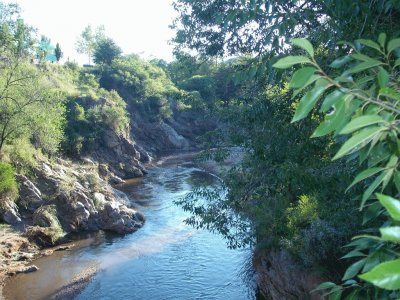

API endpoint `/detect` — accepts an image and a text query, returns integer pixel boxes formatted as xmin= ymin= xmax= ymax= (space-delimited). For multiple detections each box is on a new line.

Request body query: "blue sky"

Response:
xmin=6 ymin=0 xmax=177 ymax=64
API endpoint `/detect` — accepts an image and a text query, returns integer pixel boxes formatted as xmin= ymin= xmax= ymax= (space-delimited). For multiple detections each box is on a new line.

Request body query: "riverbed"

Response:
xmin=3 ymin=153 xmax=259 ymax=300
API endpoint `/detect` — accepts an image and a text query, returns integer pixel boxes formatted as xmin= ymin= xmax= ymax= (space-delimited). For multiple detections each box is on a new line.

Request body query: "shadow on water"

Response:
xmin=3 ymin=153 xmax=264 ymax=300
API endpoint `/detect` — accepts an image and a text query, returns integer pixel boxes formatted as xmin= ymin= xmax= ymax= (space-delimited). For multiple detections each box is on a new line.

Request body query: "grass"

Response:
xmin=0 ymin=223 xmax=11 ymax=231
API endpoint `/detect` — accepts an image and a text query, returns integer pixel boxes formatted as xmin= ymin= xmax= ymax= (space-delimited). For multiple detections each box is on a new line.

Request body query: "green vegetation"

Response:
xmin=172 ymin=0 xmax=400 ymax=298
xmin=93 ymin=37 xmax=122 ymax=65
xmin=274 ymin=36 xmax=400 ymax=299
xmin=1 ymin=0 xmax=399 ymax=297
xmin=0 ymin=162 xmax=18 ymax=201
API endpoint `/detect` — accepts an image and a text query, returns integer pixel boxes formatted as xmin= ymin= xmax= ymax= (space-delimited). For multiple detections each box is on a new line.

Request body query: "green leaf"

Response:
xmin=363 ymin=202 xmax=382 ymax=224
xmin=356 ymin=39 xmax=382 ymax=52
xmin=395 ymin=172 xmax=400 ymax=192
xmin=313 ymin=101 xmax=346 ymax=137
xmin=359 ymin=259 xmax=400 ymax=290
xmin=328 ymin=290 xmax=342 ymax=300
xmin=379 ymin=87 xmax=400 ymax=101
xmin=377 ymin=194 xmax=400 ymax=221
xmin=343 ymin=258 xmax=367 ymax=280
xmin=395 ymin=58 xmax=400 ymax=69
xmin=377 ymin=67 xmax=389 ymax=88
xmin=380 ymin=226 xmax=400 ymax=241
xmin=356 ymin=75 xmax=375 ymax=87
xmin=273 ymin=56 xmax=312 ymax=69
xmin=314 ymin=96 xmax=359 ymax=138
xmin=340 ymin=115 xmax=386 ymax=134
xmin=320 ymin=90 xmax=344 ymax=112
xmin=333 ymin=126 xmax=385 ymax=160
xmin=291 ymin=86 xmax=326 ymax=122
xmin=361 ymin=172 xmax=386 ymax=209
xmin=330 ymin=56 xmax=352 ymax=68
xmin=350 ymin=60 xmax=383 ymax=74
xmin=292 ymin=38 xmax=314 ymax=57
xmin=347 ymin=167 xmax=385 ymax=191
xmin=292 ymin=74 xmax=320 ymax=97
xmin=341 ymin=250 xmax=365 ymax=259
xmin=314 ymin=282 xmax=337 ymax=291
xmin=351 ymin=53 xmax=376 ymax=62
xmin=378 ymin=33 xmax=387 ymax=48
xmin=387 ymin=38 xmax=400 ymax=55
xmin=289 ymin=67 xmax=316 ymax=88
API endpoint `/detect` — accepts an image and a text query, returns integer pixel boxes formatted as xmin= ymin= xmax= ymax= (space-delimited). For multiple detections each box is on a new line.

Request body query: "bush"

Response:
xmin=286 ymin=194 xmax=318 ymax=234
xmin=0 ymin=162 xmax=18 ymax=201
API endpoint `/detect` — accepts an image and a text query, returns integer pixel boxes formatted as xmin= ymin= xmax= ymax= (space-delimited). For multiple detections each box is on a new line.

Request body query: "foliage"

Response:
xmin=76 ymin=25 xmax=105 ymax=65
xmin=63 ymin=86 xmax=129 ymax=156
xmin=2 ymin=138 xmax=39 ymax=174
xmin=0 ymin=54 xmax=65 ymax=154
xmin=96 ymin=55 xmax=178 ymax=121
xmin=36 ymin=35 xmax=54 ymax=63
xmin=93 ymin=37 xmax=122 ymax=65
xmin=274 ymin=36 xmax=400 ymax=298
xmin=55 ymin=42 xmax=63 ymax=62
xmin=172 ymin=0 xmax=400 ymax=58
xmin=0 ymin=162 xmax=18 ymax=201
xmin=0 ymin=2 xmax=35 ymax=56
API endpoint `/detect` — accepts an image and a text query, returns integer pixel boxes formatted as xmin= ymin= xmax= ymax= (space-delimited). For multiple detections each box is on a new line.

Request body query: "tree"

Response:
xmin=1 ymin=53 xmax=65 ymax=154
xmin=54 ymin=42 xmax=63 ymax=62
xmin=274 ymin=36 xmax=400 ymax=299
xmin=76 ymin=25 xmax=105 ymax=65
xmin=0 ymin=3 xmax=34 ymax=56
xmin=93 ymin=37 xmax=122 ymax=65
xmin=36 ymin=35 xmax=53 ymax=63
xmin=76 ymin=25 xmax=94 ymax=65
xmin=172 ymin=0 xmax=400 ymax=59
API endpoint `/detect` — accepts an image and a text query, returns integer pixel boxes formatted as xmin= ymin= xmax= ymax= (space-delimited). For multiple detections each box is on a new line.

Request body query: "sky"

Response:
xmin=5 ymin=0 xmax=177 ymax=64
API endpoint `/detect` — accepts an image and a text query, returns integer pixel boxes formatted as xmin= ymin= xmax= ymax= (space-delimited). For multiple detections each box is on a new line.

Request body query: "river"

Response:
xmin=3 ymin=153 xmax=260 ymax=300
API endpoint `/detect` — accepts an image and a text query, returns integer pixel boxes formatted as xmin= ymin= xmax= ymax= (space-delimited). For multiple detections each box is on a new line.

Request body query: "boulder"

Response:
xmin=98 ymin=202 xmax=144 ymax=234
xmin=0 ymin=199 xmax=22 ymax=225
xmin=122 ymin=165 xmax=143 ymax=178
xmin=103 ymin=129 xmax=120 ymax=149
xmin=135 ymin=145 xmax=152 ymax=163
xmin=109 ymin=174 xmax=125 ymax=185
xmin=15 ymin=175 xmax=43 ymax=212
xmin=160 ymin=122 xmax=190 ymax=149
xmin=8 ymin=265 xmax=39 ymax=276
xmin=81 ymin=157 xmax=95 ymax=165
xmin=33 ymin=205 xmax=60 ymax=228
xmin=53 ymin=191 xmax=96 ymax=232
xmin=24 ymin=226 xmax=63 ymax=247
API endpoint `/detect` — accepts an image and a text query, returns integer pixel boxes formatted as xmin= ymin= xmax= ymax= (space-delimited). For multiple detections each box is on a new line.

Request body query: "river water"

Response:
xmin=4 ymin=154 xmax=259 ymax=300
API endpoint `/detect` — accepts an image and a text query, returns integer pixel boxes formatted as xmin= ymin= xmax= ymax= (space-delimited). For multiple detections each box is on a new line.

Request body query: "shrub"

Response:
xmin=286 ymin=194 xmax=318 ymax=234
xmin=0 ymin=162 xmax=18 ymax=201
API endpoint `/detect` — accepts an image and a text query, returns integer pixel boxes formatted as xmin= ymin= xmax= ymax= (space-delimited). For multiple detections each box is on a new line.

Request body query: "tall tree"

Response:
xmin=54 ymin=42 xmax=63 ymax=62
xmin=76 ymin=25 xmax=105 ymax=65
xmin=36 ymin=35 xmax=53 ymax=63
xmin=76 ymin=25 xmax=94 ymax=65
xmin=93 ymin=37 xmax=122 ymax=65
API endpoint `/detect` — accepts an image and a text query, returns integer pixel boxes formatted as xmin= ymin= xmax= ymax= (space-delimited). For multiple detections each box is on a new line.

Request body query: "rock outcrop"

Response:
xmin=254 ymin=250 xmax=323 ymax=300
xmin=0 ymin=199 xmax=21 ymax=225
xmin=15 ymin=175 xmax=43 ymax=213
xmin=98 ymin=202 xmax=143 ymax=234
xmin=90 ymin=129 xmax=149 ymax=181
xmin=1 ymin=157 xmax=145 ymax=248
